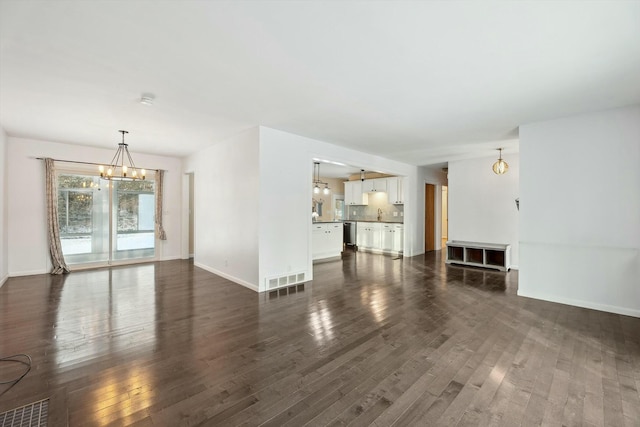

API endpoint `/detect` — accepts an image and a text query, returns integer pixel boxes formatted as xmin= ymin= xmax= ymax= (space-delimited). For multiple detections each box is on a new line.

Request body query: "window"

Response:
xmin=57 ymin=170 xmax=156 ymax=266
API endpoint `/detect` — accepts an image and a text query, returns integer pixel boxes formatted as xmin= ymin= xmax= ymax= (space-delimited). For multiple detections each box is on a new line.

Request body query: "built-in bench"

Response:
xmin=445 ymin=241 xmax=511 ymax=272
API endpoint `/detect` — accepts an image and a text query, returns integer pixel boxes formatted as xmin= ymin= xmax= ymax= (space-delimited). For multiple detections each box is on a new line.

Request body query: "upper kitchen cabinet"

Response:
xmin=344 ymin=180 xmax=367 ymax=205
xmin=387 ymin=177 xmax=405 ymax=204
xmin=362 ymin=178 xmax=387 ymax=193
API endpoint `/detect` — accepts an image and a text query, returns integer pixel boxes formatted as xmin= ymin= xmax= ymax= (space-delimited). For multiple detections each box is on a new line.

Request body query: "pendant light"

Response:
xmin=99 ymin=130 xmax=146 ymax=180
xmin=492 ymin=148 xmax=509 ymax=175
xmin=313 ymin=162 xmax=330 ymax=194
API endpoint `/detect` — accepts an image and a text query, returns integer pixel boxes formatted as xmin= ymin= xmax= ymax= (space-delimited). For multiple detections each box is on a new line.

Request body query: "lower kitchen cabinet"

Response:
xmin=356 ymin=222 xmax=381 ymax=250
xmin=382 ymin=224 xmax=404 ymax=253
xmin=358 ymin=222 xmax=403 ymax=255
xmin=312 ymin=222 xmax=343 ymax=261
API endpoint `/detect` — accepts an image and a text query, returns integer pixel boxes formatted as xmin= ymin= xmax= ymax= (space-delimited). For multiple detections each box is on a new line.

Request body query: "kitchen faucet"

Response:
xmin=377 ymin=208 xmax=382 ymax=221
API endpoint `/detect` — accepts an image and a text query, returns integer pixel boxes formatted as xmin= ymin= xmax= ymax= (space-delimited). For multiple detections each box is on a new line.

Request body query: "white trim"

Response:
xmin=68 ymin=257 xmax=156 ymax=271
xmin=9 ymin=269 xmax=48 ymax=277
xmin=517 ymin=289 xmax=640 ymax=318
xmin=0 ymin=274 xmax=8 ymax=288
xmin=510 ymin=264 xmax=519 ymax=270
xmin=159 ymin=255 xmax=182 ymax=261
xmin=181 ymin=173 xmax=190 ymax=260
xmin=312 ymin=255 xmax=342 ymax=263
xmin=194 ymin=262 xmax=259 ymax=292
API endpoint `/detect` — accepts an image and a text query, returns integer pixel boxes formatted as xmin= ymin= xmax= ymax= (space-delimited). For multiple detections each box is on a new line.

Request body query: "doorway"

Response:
xmin=188 ymin=173 xmax=194 ymax=258
xmin=332 ymin=194 xmax=345 ymax=221
xmin=425 ymin=183 xmax=435 ymax=252
xmin=441 ymin=185 xmax=448 ymax=248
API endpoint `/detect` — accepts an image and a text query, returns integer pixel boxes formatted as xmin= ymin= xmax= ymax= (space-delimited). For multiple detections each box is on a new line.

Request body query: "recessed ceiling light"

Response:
xmin=140 ymin=93 xmax=155 ymax=106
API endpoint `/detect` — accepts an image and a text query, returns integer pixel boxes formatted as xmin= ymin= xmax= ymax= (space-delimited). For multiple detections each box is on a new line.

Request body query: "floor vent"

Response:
xmin=268 ymin=283 xmax=306 ymax=299
xmin=266 ymin=272 xmax=306 ymax=290
xmin=0 ymin=398 xmax=48 ymax=426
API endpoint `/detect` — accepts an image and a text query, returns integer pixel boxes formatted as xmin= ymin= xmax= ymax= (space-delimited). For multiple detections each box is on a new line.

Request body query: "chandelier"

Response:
xmin=99 ymin=130 xmax=146 ymax=180
xmin=313 ymin=162 xmax=330 ymax=195
xmin=492 ymin=148 xmax=509 ymax=175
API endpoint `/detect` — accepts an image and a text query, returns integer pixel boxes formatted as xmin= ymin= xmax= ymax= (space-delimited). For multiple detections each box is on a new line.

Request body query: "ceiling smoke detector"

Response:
xmin=140 ymin=93 xmax=155 ymax=106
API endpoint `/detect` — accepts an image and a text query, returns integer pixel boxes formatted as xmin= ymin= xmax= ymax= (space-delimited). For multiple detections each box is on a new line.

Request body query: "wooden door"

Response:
xmin=425 ymin=184 xmax=435 ymax=252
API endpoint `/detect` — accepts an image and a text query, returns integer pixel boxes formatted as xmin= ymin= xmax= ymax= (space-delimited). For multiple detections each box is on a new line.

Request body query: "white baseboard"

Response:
xmin=517 ymin=289 xmax=640 ymax=318
xmin=0 ymin=274 xmax=7 ymax=288
xmin=510 ymin=264 xmax=519 ymax=270
xmin=160 ymin=255 xmax=182 ymax=261
xmin=194 ymin=262 xmax=259 ymax=292
xmin=9 ymin=269 xmax=48 ymax=277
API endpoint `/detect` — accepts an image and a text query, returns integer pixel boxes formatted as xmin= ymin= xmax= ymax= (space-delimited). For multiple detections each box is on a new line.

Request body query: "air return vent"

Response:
xmin=266 ymin=271 xmax=306 ymax=290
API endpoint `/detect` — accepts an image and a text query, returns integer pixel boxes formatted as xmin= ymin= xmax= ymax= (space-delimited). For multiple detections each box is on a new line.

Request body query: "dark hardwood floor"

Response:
xmin=1 ymin=251 xmax=639 ymax=426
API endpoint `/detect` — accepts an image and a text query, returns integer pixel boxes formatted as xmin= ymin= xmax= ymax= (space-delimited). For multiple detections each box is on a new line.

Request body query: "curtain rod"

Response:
xmin=35 ymin=157 xmax=162 ymax=172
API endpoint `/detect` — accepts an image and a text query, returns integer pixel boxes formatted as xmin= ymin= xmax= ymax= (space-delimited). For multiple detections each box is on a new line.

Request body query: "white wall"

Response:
xmin=7 ymin=137 xmax=183 ymax=276
xmin=448 ymin=153 xmax=520 ymax=267
xmin=519 ymin=106 xmax=640 ymax=317
xmin=259 ymin=131 xmax=313 ymax=290
xmin=183 ymin=127 xmax=261 ymax=290
xmin=258 ymin=127 xmax=423 ymax=291
xmin=185 ymin=126 xmax=421 ymax=292
xmin=0 ymin=128 xmax=7 ymax=287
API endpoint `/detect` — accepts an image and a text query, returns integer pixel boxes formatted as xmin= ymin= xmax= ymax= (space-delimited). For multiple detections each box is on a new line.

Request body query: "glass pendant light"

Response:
xmin=313 ymin=161 xmax=330 ymax=194
xmin=492 ymin=148 xmax=509 ymax=175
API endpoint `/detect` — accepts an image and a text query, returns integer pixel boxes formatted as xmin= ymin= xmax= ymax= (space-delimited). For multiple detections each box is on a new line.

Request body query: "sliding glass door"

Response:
xmin=57 ymin=169 xmax=155 ymax=266
xmin=112 ymin=179 xmax=155 ymax=260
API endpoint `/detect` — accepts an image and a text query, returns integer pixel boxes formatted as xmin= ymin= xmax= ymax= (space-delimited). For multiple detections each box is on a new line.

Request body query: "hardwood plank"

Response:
xmin=0 ymin=252 xmax=638 ymax=426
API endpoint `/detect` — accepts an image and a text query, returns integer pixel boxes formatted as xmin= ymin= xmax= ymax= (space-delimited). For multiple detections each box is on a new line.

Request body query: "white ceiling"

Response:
xmin=1 ymin=1 xmax=639 ymax=165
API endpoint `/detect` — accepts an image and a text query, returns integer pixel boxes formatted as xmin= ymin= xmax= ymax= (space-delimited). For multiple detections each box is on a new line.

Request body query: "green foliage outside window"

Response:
xmin=57 ymin=174 xmax=155 ymax=235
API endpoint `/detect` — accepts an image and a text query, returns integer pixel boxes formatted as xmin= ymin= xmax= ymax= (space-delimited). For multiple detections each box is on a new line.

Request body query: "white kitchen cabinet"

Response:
xmin=312 ymin=222 xmax=343 ymax=261
xmin=382 ymin=224 xmax=404 ymax=253
xmin=362 ymin=178 xmax=387 ymax=193
xmin=392 ymin=224 xmax=404 ymax=252
xmin=356 ymin=222 xmax=366 ymax=247
xmin=381 ymin=224 xmax=394 ymax=251
xmin=386 ymin=177 xmax=405 ymax=204
xmin=358 ymin=222 xmax=403 ymax=255
xmin=344 ymin=181 xmax=367 ymax=205
xmin=356 ymin=222 xmax=382 ymax=250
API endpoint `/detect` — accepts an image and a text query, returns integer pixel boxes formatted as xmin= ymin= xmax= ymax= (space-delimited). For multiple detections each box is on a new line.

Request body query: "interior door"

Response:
xmin=425 ymin=183 xmax=435 ymax=252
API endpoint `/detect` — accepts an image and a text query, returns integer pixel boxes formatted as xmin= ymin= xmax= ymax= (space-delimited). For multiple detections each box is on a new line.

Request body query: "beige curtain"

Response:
xmin=155 ymin=170 xmax=167 ymax=240
xmin=45 ymin=158 xmax=70 ymax=274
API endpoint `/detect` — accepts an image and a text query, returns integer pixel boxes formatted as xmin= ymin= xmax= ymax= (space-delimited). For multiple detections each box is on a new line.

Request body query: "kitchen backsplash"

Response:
xmin=347 ymin=192 xmax=404 ymax=222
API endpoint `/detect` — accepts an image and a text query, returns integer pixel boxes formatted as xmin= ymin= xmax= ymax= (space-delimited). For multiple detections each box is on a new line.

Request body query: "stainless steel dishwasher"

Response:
xmin=343 ymin=221 xmax=357 ymax=249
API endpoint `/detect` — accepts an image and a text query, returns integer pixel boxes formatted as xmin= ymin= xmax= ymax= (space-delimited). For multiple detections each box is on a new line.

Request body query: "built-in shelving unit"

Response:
xmin=445 ymin=241 xmax=511 ymax=272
